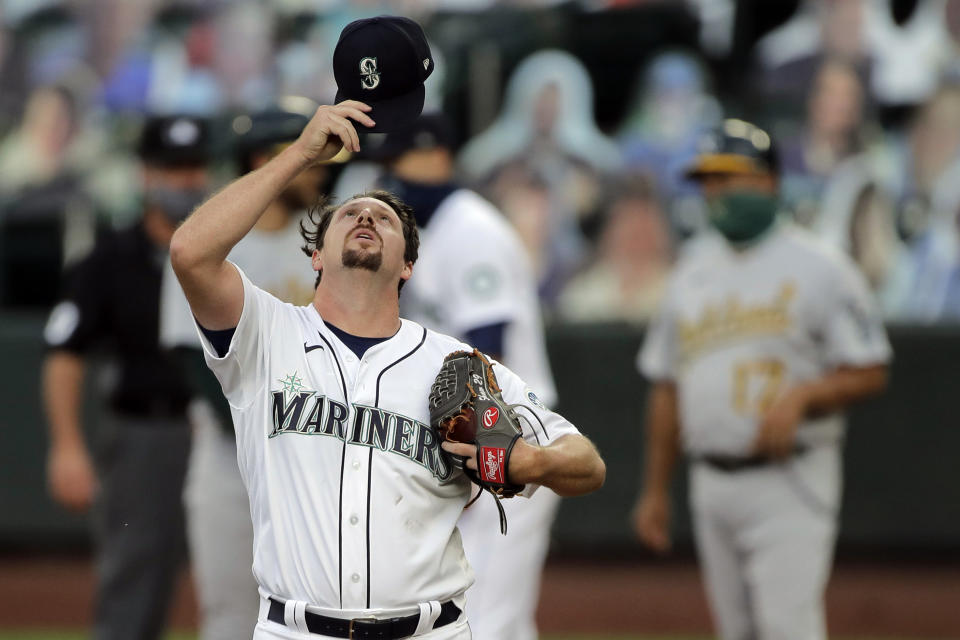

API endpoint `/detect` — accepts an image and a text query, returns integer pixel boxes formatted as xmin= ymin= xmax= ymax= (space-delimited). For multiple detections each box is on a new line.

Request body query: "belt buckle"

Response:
xmin=348 ymin=616 xmax=379 ymax=639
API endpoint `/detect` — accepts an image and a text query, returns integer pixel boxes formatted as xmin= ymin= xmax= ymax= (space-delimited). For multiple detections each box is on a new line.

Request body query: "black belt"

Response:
xmin=698 ymin=445 xmax=808 ymax=473
xmin=267 ymin=597 xmax=460 ymax=639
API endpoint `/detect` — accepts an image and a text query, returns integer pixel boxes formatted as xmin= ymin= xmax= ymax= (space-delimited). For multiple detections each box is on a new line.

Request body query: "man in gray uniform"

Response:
xmin=633 ymin=119 xmax=891 ymax=640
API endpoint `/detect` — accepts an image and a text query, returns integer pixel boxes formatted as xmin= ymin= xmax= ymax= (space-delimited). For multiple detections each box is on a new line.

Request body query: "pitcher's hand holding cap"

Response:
xmin=333 ymin=16 xmax=433 ymax=133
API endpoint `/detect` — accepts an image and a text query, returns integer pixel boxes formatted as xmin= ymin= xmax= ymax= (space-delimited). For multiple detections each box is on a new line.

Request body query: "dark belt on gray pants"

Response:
xmin=696 ymin=445 xmax=808 ymax=472
xmin=267 ymin=597 xmax=460 ymax=639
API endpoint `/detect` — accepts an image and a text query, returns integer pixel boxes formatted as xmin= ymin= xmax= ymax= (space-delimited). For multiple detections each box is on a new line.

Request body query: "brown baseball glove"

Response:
xmin=429 ymin=349 xmax=525 ymax=533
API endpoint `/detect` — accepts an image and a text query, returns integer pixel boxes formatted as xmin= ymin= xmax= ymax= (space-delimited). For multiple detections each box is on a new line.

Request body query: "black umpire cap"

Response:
xmin=333 ymin=16 xmax=434 ymax=133
xmin=366 ymin=113 xmax=456 ymax=161
xmin=138 ymin=115 xmax=211 ymax=166
xmin=685 ymin=118 xmax=778 ymax=181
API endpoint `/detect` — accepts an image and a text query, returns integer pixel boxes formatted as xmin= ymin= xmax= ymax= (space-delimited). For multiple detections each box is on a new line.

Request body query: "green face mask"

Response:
xmin=707 ymin=189 xmax=779 ymax=244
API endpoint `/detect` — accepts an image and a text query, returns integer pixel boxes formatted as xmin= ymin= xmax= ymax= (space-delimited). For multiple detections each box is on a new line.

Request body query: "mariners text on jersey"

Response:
xmin=269 ymin=379 xmax=452 ymax=480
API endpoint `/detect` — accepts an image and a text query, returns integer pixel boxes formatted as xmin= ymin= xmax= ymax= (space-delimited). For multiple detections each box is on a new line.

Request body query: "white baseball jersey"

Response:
xmin=640 ymin=223 xmax=891 ymax=457
xmin=399 ymin=189 xmax=557 ymax=406
xmin=161 ymin=217 xmax=315 ymax=348
xmin=197 ymin=264 xmax=579 ymax=611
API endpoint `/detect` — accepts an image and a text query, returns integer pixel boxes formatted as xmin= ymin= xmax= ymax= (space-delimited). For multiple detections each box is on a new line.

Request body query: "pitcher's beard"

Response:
xmin=342 ymin=247 xmax=382 ymax=272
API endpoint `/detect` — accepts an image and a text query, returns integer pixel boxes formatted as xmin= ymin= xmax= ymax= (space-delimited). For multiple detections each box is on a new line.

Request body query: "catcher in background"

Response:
xmin=169 ymin=99 xmax=605 ymax=639
xmin=632 ymin=120 xmax=890 ymax=640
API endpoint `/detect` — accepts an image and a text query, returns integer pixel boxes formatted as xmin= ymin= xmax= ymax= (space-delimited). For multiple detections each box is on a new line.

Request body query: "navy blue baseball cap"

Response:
xmin=333 ymin=16 xmax=434 ymax=133
xmin=138 ymin=115 xmax=211 ymax=167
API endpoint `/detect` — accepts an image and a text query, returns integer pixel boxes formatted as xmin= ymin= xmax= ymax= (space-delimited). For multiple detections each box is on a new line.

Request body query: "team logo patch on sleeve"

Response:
xmin=525 ymin=388 xmax=546 ymax=409
xmin=44 ymin=301 xmax=80 ymax=346
xmin=465 ymin=265 xmax=501 ymax=299
xmin=481 ymin=407 xmax=499 ymax=429
xmin=480 ymin=446 xmax=506 ymax=483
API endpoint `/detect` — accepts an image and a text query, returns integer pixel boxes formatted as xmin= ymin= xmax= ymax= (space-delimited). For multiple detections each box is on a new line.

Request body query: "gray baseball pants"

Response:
xmin=92 ymin=414 xmax=190 ymax=640
xmin=184 ymin=401 xmax=259 ymax=640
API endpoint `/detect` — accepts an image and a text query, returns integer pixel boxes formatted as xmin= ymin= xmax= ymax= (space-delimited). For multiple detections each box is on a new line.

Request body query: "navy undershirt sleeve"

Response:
xmin=464 ymin=321 xmax=508 ymax=359
xmin=198 ymin=324 xmax=236 ymax=358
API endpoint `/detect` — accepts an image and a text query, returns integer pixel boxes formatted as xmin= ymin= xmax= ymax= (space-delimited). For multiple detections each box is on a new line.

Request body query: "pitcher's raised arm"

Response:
xmin=170 ymin=102 xmax=374 ymax=329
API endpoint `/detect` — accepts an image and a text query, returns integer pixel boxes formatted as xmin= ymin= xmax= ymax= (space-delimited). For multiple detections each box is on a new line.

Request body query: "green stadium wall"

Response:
xmin=1 ymin=313 xmax=958 ymax=553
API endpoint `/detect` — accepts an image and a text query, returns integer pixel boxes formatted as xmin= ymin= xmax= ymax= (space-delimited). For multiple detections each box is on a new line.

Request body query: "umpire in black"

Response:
xmin=41 ymin=115 xmax=211 ymax=640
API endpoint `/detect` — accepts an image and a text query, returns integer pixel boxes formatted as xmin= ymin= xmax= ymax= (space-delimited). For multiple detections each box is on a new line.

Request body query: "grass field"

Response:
xmin=0 ymin=636 xmax=685 ymax=640
xmin=0 ymin=634 xmax=927 ymax=640
xmin=0 ymin=635 xmax=707 ymax=640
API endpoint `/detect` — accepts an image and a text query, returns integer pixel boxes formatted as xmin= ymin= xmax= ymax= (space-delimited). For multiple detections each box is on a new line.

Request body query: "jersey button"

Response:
xmin=351 ymin=573 xmax=360 ymax=583
xmin=349 ymin=514 xmax=359 ymax=525
xmin=352 ymin=460 xmax=361 ymax=470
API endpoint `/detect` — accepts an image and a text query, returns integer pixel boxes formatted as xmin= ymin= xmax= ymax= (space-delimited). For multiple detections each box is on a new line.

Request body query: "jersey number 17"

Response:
xmin=732 ymin=359 xmax=785 ymax=416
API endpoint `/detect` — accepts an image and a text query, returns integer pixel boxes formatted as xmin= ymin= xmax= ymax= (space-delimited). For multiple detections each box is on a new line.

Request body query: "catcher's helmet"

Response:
xmin=685 ymin=118 xmax=778 ymax=181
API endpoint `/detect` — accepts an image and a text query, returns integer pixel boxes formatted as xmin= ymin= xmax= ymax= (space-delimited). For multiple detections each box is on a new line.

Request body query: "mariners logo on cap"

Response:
xmin=333 ymin=16 xmax=433 ymax=132
xmin=359 ymin=57 xmax=380 ymax=90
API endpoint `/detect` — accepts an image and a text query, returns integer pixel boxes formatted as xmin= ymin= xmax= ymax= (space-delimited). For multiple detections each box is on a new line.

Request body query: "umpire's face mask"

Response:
xmin=146 ymin=185 xmax=207 ymax=223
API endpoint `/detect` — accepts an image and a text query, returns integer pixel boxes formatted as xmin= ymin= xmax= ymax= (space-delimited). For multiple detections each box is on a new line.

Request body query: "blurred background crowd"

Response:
xmin=2 ymin=2 xmax=960 ymax=638
xmin=4 ymin=0 xmax=960 ymax=324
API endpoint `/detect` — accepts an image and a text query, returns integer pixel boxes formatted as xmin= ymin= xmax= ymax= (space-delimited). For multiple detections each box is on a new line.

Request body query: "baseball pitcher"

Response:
xmin=169 ymin=100 xmax=605 ymax=640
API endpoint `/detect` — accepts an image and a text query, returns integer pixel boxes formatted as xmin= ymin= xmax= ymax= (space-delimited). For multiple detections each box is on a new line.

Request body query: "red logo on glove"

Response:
xmin=480 ymin=446 xmax=505 ymax=483
xmin=481 ymin=407 xmax=499 ymax=429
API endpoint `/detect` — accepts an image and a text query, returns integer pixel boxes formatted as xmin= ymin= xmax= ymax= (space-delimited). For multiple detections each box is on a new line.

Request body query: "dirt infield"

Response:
xmin=538 ymin=559 xmax=959 ymax=637
xmin=0 ymin=554 xmax=956 ymax=637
